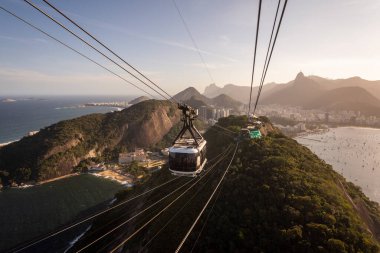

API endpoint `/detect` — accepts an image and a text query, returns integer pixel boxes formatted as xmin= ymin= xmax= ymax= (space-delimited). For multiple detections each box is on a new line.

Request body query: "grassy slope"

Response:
xmin=0 ymin=174 xmax=123 ymax=251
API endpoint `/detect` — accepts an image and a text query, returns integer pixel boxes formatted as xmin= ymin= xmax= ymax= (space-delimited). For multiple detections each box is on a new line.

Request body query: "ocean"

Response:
xmin=0 ymin=95 xmax=135 ymax=143
xmin=295 ymin=127 xmax=380 ymax=204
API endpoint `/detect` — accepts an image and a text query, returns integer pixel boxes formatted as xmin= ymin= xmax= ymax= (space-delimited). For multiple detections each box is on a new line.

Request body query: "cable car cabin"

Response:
xmin=240 ymin=126 xmax=262 ymax=140
xmin=249 ymin=129 xmax=262 ymax=139
xmin=169 ymin=103 xmax=207 ymax=177
xmin=247 ymin=125 xmax=262 ymax=139
xmin=169 ymin=139 xmax=207 ymax=177
xmin=240 ymin=128 xmax=251 ymax=139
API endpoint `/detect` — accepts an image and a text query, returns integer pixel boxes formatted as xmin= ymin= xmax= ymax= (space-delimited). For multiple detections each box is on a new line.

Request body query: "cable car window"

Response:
xmin=169 ymin=153 xmax=197 ymax=172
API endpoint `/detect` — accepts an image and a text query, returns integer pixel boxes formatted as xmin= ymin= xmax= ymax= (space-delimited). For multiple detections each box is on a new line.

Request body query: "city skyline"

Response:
xmin=1 ymin=0 xmax=380 ymax=96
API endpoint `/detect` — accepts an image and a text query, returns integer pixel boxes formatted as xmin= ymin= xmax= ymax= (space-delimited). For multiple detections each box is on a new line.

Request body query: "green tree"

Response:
xmin=15 ymin=168 xmax=31 ymax=184
xmin=327 ymin=238 xmax=347 ymax=253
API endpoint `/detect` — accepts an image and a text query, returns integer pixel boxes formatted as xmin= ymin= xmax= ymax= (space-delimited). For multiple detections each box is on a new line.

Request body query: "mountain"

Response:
xmin=212 ymin=93 xmax=243 ymax=110
xmin=203 ymin=74 xmax=380 ymax=110
xmin=129 ymin=96 xmax=150 ymax=105
xmin=203 ymin=83 xmax=221 ymax=97
xmin=309 ymin=76 xmax=380 ymax=100
xmin=203 ymin=82 xmax=281 ymax=103
xmin=0 ymin=100 xmax=180 ymax=185
xmin=71 ymin=116 xmax=380 ymax=252
xmin=174 ymin=87 xmax=242 ymax=110
xmin=260 ymin=72 xmax=380 ymax=115
xmin=173 ymin=87 xmax=211 ymax=104
xmin=261 ymin=72 xmax=324 ymax=106
xmin=306 ymin=86 xmax=380 ymax=115
xmin=183 ymin=95 xmax=210 ymax=109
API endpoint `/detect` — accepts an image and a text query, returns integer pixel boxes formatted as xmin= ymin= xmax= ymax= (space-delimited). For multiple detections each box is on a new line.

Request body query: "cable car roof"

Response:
xmin=170 ymin=139 xmax=206 ymax=153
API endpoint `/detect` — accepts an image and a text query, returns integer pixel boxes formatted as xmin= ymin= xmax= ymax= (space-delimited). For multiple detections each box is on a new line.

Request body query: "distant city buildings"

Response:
xmin=255 ymin=104 xmax=380 ymax=127
xmin=118 ymin=148 xmax=147 ymax=164
xmin=198 ymin=106 xmax=231 ymax=121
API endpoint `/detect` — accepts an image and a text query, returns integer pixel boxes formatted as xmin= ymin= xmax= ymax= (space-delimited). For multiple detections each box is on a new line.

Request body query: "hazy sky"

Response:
xmin=1 ymin=0 xmax=380 ymax=96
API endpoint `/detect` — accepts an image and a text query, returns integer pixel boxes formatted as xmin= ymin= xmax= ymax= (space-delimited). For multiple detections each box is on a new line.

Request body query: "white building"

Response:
xmin=119 ymin=149 xmax=147 ymax=164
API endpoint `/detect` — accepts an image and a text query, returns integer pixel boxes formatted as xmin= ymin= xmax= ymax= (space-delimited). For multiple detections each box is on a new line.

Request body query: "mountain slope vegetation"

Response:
xmin=0 ymin=100 xmax=180 ymax=185
xmin=71 ymin=116 xmax=380 ymax=252
xmin=194 ymin=117 xmax=380 ymax=252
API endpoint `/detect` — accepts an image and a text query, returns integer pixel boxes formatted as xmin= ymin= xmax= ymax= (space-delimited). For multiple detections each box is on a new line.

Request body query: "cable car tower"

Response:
xmin=169 ymin=104 xmax=207 ymax=177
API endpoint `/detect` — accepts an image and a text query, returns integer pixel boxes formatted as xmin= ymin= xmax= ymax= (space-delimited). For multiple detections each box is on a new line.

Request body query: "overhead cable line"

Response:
xmin=140 ymin=145 xmax=233 ymax=251
xmin=42 ymin=0 xmax=177 ymax=103
xmin=108 ymin=146 xmax=233 ymax=253
xmin=10 ymin=172 xmax=179 ymax=252
xmin=23 ymin=0 xmax=172 ymax=102
xmin=190 ymin=184 xmax=223 ymax=252
xmin=253 ymin=0 xmax=288 ymax=114
xmin=254 ymin=0 xmax=281 ymax=112
xmin=0 ymin=6 xmax=155 ymax=99
xmin=172 ymin=0 xmax=215 ymax=85
xmin=208 ymin=127 xmax=235 ymax=139
xmin=75 ymin=175 xmax=200 ymax=252
xmin=73 ymin=148 xmax=230 ymax=252
xmin=247 ymin=0 xmax=262 ymax=116
xmin=175 ymin=143 xmax=239 ymax=253
xmin=213 ymin=124 xmax=237 ymax=135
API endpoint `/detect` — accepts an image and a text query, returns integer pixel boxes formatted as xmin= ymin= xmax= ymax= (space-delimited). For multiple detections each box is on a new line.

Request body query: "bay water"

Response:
xmin=0 ymin=95 xmax=134 ymax=143
xmin=295 ymin=127 xmax=380 ymax=203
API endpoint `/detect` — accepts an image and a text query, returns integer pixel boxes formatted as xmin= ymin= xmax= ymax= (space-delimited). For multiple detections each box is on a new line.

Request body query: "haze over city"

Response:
xmin=1 ymin=0 xmax=380 ymax=95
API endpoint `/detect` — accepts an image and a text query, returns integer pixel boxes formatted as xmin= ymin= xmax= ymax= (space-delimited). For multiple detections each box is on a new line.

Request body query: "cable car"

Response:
xmin=247 ymin=125 xmax=262 ymax=139
xmin=240 ymin=114 xmax=262 ymax=139
xmin=169 ymin=104 xmax=207 ymax=177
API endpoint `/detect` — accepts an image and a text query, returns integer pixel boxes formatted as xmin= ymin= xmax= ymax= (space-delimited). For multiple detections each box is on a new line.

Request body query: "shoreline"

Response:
xmin=36 ymin=173 xmax=80 ymax=185
xmin=332 ymin=125 xmax=380 ymax=131
xmin=294 ymin=125 xmax=380 ymax=139
xmin=295 ymin=127 xmax=380 ymax=204
xmin=0 ymin=140 xmax=18 ymax=148
xmin=4 ymin=172 xmax=129 ymax=190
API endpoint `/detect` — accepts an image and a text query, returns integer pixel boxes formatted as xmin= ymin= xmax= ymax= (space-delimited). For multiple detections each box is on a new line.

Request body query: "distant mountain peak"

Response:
xmin=295 ymin=71 xmax=305 ymax=80
xmin=204 ymin=83 xmax=222 ymax=97
xmin=183 ymin=86 xmax=199 ymax=94
xmin=174 ymin=86 xmax=209 ymax=105
xmin=129 ymin=96 xmax=150 ymax=105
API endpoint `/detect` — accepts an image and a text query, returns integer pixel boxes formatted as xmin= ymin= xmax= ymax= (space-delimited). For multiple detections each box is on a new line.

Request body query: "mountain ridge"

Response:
xmin=203 ymin=73 xmax=380 ymax=106
xmin=174 ymin=86 xmax=242 ymax=110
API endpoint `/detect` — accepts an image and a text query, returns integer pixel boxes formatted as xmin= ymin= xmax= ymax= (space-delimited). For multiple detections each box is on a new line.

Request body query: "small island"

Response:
xmin=1 ymin=98 xmax=16 ymax=103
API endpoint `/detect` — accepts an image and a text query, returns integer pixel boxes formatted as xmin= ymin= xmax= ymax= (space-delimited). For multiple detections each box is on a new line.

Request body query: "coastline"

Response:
xmin=0 ymin=140 xmax=18 ymax=148
xmin=0 ymin=95 xmax=135 ymax=145
xmin=294 ymin=125 xmax=380 ymax=139
xmin=294 ymin=127 xmax=380 ymax=204
xmin=4 ymin=170 xmax=133 ymax=190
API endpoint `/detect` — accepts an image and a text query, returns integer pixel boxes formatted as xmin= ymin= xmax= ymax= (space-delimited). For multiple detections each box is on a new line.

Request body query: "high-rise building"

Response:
xmin=199 ymin=106 xmax=208 ymax=121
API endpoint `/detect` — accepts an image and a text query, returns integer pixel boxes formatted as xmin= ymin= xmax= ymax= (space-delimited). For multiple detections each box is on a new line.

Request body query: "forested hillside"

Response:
xmin=0 ymin=100 xmax=180 ymax=185
xmin=71 ymin=116 xmax=380 ymax=252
